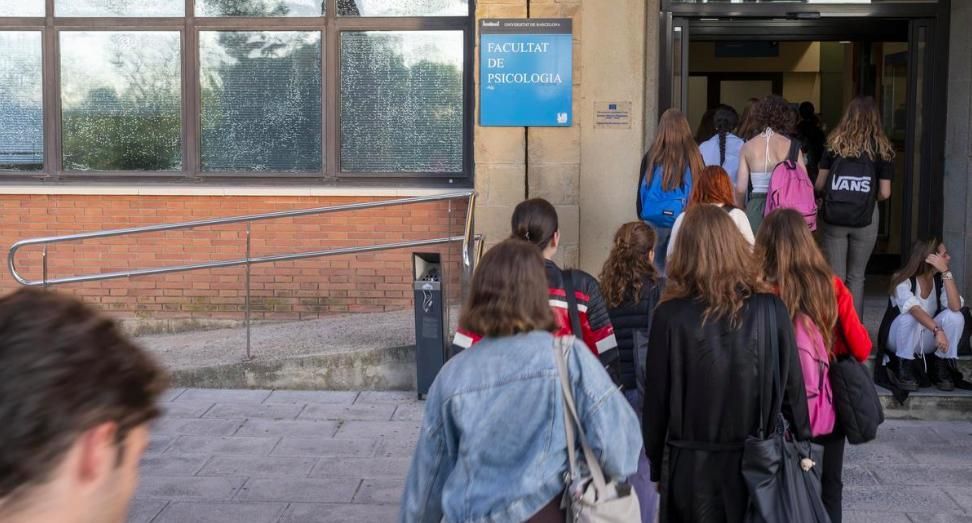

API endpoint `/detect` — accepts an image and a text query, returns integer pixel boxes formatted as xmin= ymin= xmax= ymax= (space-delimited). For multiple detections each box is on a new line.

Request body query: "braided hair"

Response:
xmin=711 ymin=105 xmax=739 ymax=167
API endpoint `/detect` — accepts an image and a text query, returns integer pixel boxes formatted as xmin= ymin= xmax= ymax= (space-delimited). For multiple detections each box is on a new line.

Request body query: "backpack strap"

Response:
xmin=934 ymin=273 xmax=944 ymax=316
xmin=562 ymin=269 xmax=584 ymax=339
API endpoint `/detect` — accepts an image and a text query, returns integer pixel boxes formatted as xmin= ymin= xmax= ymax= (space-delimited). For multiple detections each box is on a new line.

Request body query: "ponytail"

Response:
xmin=711 ymin=105 xmax=739 ymax=168
xmin=510 ymin=198 xmax=559 ymax=250
xmin=718 ymin=130 xmax=727 ymax=167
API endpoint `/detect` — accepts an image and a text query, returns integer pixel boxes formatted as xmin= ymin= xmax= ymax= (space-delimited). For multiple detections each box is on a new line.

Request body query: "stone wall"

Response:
xmin=945 ymin=0 xmax=972 ymax=298
xmin=474 ymin=0 xmax=655 ymax=274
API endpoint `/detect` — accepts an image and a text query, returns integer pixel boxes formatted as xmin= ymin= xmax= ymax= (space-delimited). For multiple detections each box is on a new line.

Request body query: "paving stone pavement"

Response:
xmin=133 ymin=388 xmax=972 ymax=523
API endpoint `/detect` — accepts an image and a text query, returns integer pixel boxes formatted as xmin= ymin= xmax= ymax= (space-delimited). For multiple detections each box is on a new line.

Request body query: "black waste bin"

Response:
xmin=413 ymin=253 xmax=448 ymax=399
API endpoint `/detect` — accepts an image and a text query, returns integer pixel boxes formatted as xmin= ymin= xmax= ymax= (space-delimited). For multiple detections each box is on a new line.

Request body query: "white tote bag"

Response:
xmin=553 ymin=336 xmax=641 ymax=523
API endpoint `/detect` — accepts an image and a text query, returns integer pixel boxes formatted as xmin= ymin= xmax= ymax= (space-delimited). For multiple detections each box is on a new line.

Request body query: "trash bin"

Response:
xmin=413 ymin=252 xmax=448 ymax=399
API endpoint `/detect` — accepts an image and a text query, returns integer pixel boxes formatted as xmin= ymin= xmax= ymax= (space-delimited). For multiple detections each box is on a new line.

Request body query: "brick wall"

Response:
xmin=1 ymin=194 xmax=466 ymax=323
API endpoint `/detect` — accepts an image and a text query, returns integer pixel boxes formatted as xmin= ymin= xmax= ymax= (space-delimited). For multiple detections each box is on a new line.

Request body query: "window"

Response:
xmin=0 ymin=0 xmax=44 ymax=17
xmin=55 ymin=0 xmax=184 ymax=17
xmin=60 ymin=32 xmax=182 ymax=171
xmin=0 ymin=1 xmax=472 ymax=182
xmin=340 ymin=31 xmax=463 ymax=173
xmin=0 ymin=32 xmax=43 ymax=171
xmin=200 ymin=31 xmax=322 ymax=171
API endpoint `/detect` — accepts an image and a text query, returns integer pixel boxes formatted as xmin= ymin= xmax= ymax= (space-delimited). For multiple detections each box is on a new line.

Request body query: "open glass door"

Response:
xmin=660 ymin=14 xmax=690 ymax=113
xmin=901 ymin=18 xmax=936 ymax=253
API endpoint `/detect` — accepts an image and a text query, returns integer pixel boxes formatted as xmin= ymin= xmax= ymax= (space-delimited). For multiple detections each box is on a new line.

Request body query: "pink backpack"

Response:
xmin=763 ymin=139 xmax=818 ymax=230
xmin=794 ymin=313 xmax=835 ymax=437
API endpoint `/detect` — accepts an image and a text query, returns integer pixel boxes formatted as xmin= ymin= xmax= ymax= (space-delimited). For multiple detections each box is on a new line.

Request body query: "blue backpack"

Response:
xmin=638 ymin=164 xmax=692 ymax=229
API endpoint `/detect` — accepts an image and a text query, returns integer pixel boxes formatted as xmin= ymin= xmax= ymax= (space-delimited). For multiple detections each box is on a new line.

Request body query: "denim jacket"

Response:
xmin=399 ymin=331 xmax=642 ymax=523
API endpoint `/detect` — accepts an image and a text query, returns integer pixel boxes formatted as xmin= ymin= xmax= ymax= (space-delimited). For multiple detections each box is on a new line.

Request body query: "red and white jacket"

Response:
xmin=453 ymin=260 xmax=621 ymax=384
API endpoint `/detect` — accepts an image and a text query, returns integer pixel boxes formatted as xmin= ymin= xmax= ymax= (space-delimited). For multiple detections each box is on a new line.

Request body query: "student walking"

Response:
xmin=0 ymin=289 xmax=168 ymax=523
xmin=643 ymin=205 xmax=811 ymax=523
xmin=736 ymin=95 xmax=806 ymax=233
xmin=667 ymin=165 xmax=754 ymax=257
xmin=756 ymin=209 xmax=873 ymax=523
xmin=599 ymin=221 xmax=665 ymax=522
xmin=816 ymin=96 xmax=895 ymax=319
xmin=699 ymin=105 xmax=744 ymax=185
xmin=400 ymin=239 xmax=642 ymax=522
xmin=637 ymin=108 xmax=704 ymax=272
xmin=880 ymin=239 xmax=966 ymax=392
xmin=452 ymin=198 xmax=621 ymax=383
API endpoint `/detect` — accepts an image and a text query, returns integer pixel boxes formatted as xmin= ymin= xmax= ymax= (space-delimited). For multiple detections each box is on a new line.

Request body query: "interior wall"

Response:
xmin=689 ymin=41 xmax=821 ymax=73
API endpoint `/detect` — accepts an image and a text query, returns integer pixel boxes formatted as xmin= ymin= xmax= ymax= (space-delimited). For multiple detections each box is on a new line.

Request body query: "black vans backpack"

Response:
xmin=821 ymin=155 xmax=878 ymax=228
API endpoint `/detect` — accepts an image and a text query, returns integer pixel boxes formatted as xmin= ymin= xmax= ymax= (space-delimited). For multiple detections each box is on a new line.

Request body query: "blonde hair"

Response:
xmin=828 ymin=96 xmax=895 ymax=161
xmin=663 ymin=205 xmax=767 ymax=325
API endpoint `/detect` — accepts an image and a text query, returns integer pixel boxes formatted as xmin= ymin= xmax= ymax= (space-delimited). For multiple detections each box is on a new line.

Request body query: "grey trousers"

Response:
xmin=821 ymin=206 xmax=880 ymax=319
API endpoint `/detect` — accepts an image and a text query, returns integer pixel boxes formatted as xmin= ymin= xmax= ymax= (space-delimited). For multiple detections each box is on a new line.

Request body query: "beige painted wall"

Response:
xmin=473 ymin=0 xmax=650 ymax=275
xmin=578 ymin=0 xmax=649 ymax=274
xmin=689 ymin=41 xmax=821 ymax=73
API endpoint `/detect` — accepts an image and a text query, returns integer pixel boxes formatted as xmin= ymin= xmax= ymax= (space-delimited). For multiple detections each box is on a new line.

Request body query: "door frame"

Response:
xmin=657 ymin=1 xmax=951 ymax=264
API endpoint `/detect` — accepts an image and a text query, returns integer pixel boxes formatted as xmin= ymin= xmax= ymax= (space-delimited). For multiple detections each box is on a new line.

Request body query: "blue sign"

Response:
xmin=480 ymin=19 xmax=573 ymax=127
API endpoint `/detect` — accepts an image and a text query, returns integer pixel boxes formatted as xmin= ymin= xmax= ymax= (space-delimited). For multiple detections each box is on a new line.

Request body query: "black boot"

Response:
xmin=888 ymin=357 xmax=919 ymax=392
xmin=932 ymin=357 xmax=955 ymax=392
xmin=946 ymin=359 xmax=972 ymax=390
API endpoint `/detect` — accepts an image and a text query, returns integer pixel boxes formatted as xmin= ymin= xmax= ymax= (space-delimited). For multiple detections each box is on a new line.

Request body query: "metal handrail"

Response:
xmin=8 ymin=190 xmax=478 ymax=359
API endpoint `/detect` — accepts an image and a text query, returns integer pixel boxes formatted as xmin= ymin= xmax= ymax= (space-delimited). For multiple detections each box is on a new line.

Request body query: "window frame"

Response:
xmin=0 ymin=0 xmax=475 ymax=186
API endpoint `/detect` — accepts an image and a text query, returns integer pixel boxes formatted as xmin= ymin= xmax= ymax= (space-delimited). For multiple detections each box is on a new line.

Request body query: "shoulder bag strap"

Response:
xmin=553 ymin=336 xmax=609 ymax=494
xmin=562 ymin=269 xmax=584 ymax=339
xmin=935 ymin=273 xmax=944 ymax=316
xmin=756 ymin=297 xmax=770 ymax=439
xmin=787 ymin=138 xmax=801 ymax=167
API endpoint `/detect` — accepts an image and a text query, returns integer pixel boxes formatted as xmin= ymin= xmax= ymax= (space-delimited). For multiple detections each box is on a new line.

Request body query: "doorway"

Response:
xmin=658 ymin=2 xmax=949 ymax=274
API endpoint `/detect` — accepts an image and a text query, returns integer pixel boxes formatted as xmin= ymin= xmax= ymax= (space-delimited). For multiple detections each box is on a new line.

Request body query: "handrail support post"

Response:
xmin=244 ymin=222 xmax=252 ymax=361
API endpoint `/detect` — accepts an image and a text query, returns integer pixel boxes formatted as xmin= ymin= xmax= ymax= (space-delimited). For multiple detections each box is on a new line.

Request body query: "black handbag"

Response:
xmin=742 ymin=298 xmax=831 ymax=523
xmin=829 ymin=356 xmax=884 ymax=444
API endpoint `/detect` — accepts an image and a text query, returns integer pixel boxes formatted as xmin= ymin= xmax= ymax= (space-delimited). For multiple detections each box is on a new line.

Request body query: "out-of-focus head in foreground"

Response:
xmin=0 ymin=288 xmax=168 ymax=523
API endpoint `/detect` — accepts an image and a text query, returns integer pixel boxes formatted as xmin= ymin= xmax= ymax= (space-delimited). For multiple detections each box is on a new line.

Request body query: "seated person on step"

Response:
xmin=877 ymin=239 xmax=969 ymax=393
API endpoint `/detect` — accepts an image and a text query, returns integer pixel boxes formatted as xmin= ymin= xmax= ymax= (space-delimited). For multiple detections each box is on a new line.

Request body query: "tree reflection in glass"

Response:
xmin=0 ymin=32 xmax=43 ymax=171
xmin=337 ymin=0 xmax=466 ymax=16
xmin=60 ymin=31 xmax=182 ymax=171
xmin=196 ymin=0 xmax=323 ymax=16
xmin=200 ymin=31 xmax=322 ymax=171
xmin=55 ymin=0 xmax=183 ymax=17
xmin=340 ymin=31 xmax=464 ymax=173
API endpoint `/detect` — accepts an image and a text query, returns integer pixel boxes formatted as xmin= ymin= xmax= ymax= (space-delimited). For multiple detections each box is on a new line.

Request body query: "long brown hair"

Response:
xmin=647 ymin=109 xmax=704 ymax=191
xmin=510 ymin=198 xmax=558 ymax=250
xmin=689 ymin=165 xmax=736 ymax=208
xmin=736 ymin=97 xmax=761 ymax=140
xmin=599 ymin=222 xmax=659 ymax=309
xmin=663 ymin=205 xmax=767 ymax=325
xmin=459 ymin=239 xmax=557 ymax=338
xmin=828 ymin=96 xmax=895 ymax=161
xmin=755 ymin=209 xmax=837 ymax=352
xmin=890 ymin=238 xmax=940 ymax=293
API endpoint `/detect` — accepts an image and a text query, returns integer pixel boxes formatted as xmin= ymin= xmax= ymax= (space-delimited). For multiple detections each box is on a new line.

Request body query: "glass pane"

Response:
xmin=0 ymin=0 xmax=44 ymax=16
xmin=56 ymin=0 xmax=183 ymax=16
xmin=341 ymin=31 xmax=463 ymax=173
xmin=60 ymin=32 xmax=182 ymax=171
xmin=200 ymin=31 xmax=321 ymax=172
xmin=338 ymin=0 xmax=467 ymax=16
xmin=0 ymin=32 xmax=43 ymax=171
xmin=196 ymin=0 xmax=322 ymax=16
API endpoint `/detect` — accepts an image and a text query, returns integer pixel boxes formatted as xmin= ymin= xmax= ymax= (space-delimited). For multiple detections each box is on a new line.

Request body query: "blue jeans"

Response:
xmin=625 ymin=389 xmax=657 ymax=523
xmin=652 ymin=226 xmax=672 ymax=274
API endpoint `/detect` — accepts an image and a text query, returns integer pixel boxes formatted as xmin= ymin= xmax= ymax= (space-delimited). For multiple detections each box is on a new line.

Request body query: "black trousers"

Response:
xmin=812 ymin=426 xmax=846 ymax=523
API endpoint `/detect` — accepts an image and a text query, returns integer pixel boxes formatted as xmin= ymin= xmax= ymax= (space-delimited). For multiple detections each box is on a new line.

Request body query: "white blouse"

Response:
xmin=667 ymin=204 xmax=755 ymax=257
xmin=892 ymin=278 xmax=964 ymax=316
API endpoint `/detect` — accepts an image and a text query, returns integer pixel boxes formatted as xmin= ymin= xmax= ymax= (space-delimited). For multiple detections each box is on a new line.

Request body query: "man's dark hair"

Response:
xmin=0 ymin=288 xmax=167 ymax=502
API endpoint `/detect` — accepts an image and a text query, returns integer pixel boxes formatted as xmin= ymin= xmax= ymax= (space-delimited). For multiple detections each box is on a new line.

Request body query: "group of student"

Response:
xmin=400 ymin=94 xmax=970 ymax=523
